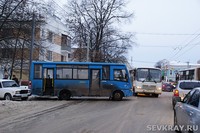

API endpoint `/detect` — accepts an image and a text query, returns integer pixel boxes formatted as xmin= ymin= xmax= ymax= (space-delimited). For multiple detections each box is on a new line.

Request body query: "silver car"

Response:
xmin=172 ymin=80 xmax=200 ymax=109
xmin=174 ymin=87 xmax=200 ymax=133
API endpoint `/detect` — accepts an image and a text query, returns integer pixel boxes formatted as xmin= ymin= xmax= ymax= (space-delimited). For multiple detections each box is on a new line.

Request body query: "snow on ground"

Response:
xmin=0 ymin=96 xmax=68 ymax=121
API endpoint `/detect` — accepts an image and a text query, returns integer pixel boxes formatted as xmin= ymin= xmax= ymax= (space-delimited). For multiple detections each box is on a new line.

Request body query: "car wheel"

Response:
xmin=4 ymin=93 xmax=12 ymax=100
xmin=59 ymin=90 xmax=71 ymax=100
xmin=112 ymin=91 xmax=123 ymax=101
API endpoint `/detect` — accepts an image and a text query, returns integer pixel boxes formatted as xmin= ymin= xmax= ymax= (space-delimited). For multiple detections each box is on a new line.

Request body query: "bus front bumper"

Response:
xmin=135 ymin=89 xmax=162 ymax=95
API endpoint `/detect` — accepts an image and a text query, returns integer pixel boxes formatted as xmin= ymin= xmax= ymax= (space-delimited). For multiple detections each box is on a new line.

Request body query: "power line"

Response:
xmin=174 ymin=41 xmax=200 ymax=60
xmin=169 ymin=34 xmax=200 ymax=60
xmin=136 ymin=32 xmax=200 ymax=36
xmin=168 ymin=28 xmax=200 ymax=60
xmin=132 ymin=60 xmax=156 ymax=64
xmin=49 ymin=0 xmax=68 ymax=14
xmin=137 ymin=45 xmax=169 ymax=48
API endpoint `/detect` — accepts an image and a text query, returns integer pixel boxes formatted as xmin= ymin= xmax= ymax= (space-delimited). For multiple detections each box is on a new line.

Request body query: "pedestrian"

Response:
xmin=12 ymin=75 xmax=19 ymax=84
xmin=3 ymin=75 xmax=8 ymax=79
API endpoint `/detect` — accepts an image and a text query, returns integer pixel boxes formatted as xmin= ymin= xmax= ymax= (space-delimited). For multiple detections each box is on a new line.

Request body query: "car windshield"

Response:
xmin=2 ymin=81 xmax=19 ymax=87
xmin=179 ymin=82 xmax=200 ymax=90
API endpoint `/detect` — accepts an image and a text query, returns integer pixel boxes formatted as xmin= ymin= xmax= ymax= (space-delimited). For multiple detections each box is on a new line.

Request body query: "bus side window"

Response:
xmin=114 ymin=69 xmax=127 ymax=82
xmin=102 ymin=66 xmax=110 ymax=80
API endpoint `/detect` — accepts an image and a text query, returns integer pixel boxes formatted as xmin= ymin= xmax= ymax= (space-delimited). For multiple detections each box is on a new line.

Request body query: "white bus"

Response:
xmin=179 ymin=67 xmax=200 ymax=80
xmin=130 ymin=67 xmax=162 ymax=97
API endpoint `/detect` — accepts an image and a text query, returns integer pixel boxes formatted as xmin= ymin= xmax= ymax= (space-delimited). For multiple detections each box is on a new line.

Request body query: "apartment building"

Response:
xmin=0 ymin=5 xmax=71 ymax=79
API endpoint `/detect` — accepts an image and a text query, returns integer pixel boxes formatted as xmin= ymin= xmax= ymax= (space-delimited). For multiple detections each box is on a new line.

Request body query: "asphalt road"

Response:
xmin=0 ymin=92 xmax=175 ymax=133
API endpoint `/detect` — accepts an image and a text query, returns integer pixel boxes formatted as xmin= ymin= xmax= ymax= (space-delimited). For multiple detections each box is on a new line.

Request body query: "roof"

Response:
xmin=179 ymin=67 xmax=200 ymax=71
xmin=178 ymin=80 xmax=200 ymax=83
xmin=135 ymin=67 xmax=161 ymax=70
xmin=169 ymin=61 xmax=200 ymax=67
xmin=32 ymin=61 xmax=126 ymax=66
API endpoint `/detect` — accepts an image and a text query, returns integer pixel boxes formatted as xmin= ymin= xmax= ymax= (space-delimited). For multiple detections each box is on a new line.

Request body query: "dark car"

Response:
xmin=162 ymin=82 xmax=175 ymax=92
xmin=174 ymin=87 xmax=200 ymax=133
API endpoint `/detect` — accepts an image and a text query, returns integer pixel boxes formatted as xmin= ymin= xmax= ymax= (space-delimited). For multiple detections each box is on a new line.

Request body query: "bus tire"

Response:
xmin=59 ymin=90 xmax=71 ymax=100
xmin=154 ymin=94 xmax=159 ymax=97
xmin=112 ymin=91 xmax=123 ymax=101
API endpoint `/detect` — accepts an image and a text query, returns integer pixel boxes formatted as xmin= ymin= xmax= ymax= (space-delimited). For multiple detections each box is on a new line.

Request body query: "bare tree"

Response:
xmin=155 ymin=59 xmax=169 ymax=68
xmin=0 ymin=0 xmax=47 ymax=79
xmin=0 ymin=0 xmax=25 ymax=31
xmin=66 ymin=0 xmax=134 ymax=63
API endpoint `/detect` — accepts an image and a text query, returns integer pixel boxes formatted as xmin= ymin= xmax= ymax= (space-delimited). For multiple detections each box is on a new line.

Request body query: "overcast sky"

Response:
xmin=54 ymin=0 xmax=200 ymax=67
xmin=121 ymin=0 xmax=200 ymax=67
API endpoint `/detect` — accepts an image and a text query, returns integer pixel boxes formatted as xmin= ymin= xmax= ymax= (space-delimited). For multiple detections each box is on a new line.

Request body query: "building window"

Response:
xmin=47 ymin=51 xmax=52 ymax=61
xmin=1 ymin=48 xmax=12 ymax=58
xmin=68 ymin=53 xmax=71 ymax=58
xmin=61 ymin=55 xmax=64 ymax=61
xmin=170 ymin=70 xmax=172 ymax=75
xmin=61 ymin=34 xmax=71 ymax=51
xmin=47 ymin=31 xmax=53 ymax=42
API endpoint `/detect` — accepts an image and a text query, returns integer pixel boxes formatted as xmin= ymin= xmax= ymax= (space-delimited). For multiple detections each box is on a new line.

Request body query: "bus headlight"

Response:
xmin=157 ymin=87 xmax=162 ymax=90
xmin=136 ymin=86 xmax=142 ymax=89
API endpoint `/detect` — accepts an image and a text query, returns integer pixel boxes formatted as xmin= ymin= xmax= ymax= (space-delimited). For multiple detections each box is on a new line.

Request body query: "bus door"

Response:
xmin=43 ymin=68 xmax=54 ymax=96
xmin=90 ymin=69 xmax=101 ymax=96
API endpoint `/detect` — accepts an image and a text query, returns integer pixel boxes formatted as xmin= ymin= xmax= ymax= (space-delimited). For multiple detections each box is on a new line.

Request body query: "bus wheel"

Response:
xmin=112 ymin=91 xmax=123 ymax=101
xmin=153 ymin=94 xmax=159 ymax=98
xmin=59 ymin=90 xmax=71 ymax=100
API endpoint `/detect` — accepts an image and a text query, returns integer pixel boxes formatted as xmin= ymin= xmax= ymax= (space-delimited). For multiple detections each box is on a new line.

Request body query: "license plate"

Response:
xmin=145 ymin=90 xmax=153 ymax=92
xmin=21 ymin=94 xmax=28 ymax=97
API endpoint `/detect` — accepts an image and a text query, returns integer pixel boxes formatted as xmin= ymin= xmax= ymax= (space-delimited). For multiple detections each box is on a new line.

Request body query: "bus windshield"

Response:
xmin=136 ymin=68 xmax=161 ymax=82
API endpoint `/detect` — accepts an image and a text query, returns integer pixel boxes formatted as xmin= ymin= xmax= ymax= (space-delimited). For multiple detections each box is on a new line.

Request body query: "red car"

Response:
xmin=162 ymin=82 xmax=176 ymax=92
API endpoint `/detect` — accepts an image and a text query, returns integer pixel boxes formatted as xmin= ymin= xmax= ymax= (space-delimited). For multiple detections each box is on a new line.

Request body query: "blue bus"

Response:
xmin=30 ymin=61 xmax=133 ymax=100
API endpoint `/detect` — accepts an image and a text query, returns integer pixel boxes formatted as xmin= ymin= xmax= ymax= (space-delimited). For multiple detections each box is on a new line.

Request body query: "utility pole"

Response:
xmin=86 ymin=39 xmax=89 ymax=62
xmin=186 ymin=61 xmax=190 ymax=68
xmin=29 ymin=13 xmax=35 ymax=80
